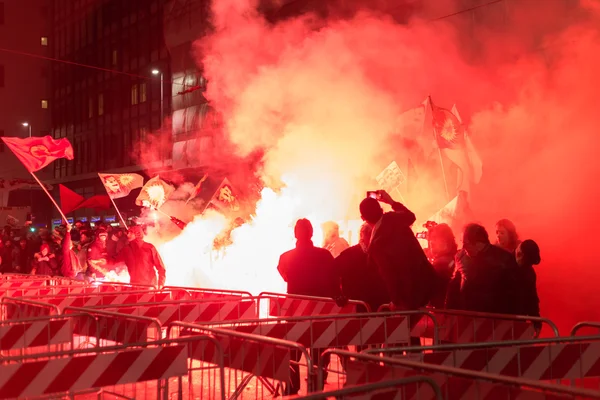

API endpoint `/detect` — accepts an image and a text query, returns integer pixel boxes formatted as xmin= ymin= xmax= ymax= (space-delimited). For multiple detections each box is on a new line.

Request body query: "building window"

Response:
xmin=98 ymin=93 xmax=104 ymax=116
xmin=88 ymin=97 xmax=93 ymax=118
xmin=41 ymin=37 xmax=48 ymax=46
xmin=131 ymin=84 xmax=138 ymax=105
xmin=0 ymin=64 xmax=4 ymax=87
xmin=140 ymin=82 xmax=147 ymax=103
xmin=41 ymin=100 xmax=48 ymax=109
xmin=112 ymin=49 xmax=118 ymax=66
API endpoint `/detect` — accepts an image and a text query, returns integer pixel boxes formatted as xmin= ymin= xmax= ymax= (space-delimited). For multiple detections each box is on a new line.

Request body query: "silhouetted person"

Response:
xmin=16 ymin=238 xmax=33 ymax=274
xmin=32 ymin=243 xmax=59 ymax=276
xmin=278 ymin=219 xmax=338 ymax=298
xmin=446 ymin=224 xmax=518 ymax=314
xmin=277 ymin=218 xmax=337 ymax=395
xmin=515 ymin=239 xmax=542 ymax=333
xmin=117 ymin=225 xmax=166 ymax=287
xmin=335 ymin=223 xmax=389 ymax=312
xmin=321 ymin=221 xmax=349 ymax=258
xmin=428 ymin=223 xmax=458 ymax=308
xmin=86 ymin=227 xmax=112 ymax=280
xmin=360 ymin=190 xmax=436 ymax=310
xmin=495 ymin=218 xmax=520 ymax=254
xmin=0 ymin=239 xmax=18 ymax=273
xmin=61 ymin=224 xmax=84 ymax=279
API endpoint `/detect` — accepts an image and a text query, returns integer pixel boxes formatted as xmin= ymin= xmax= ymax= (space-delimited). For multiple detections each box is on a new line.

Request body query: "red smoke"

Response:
xmin=157 ymin=0 xmax=600 ymax=333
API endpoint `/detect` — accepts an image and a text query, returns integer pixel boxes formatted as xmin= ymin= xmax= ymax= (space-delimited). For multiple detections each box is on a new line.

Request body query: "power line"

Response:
xmin=428 ymin=0 xmax=504 ymax=22
xmin=0 ymin=47 xmax=184 ymax=86
xmin=0 ymin=0 xmax=507 ymax=82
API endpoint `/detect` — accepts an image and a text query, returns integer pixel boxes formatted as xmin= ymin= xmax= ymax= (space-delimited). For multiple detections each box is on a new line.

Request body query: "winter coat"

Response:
xmin=334 ymin=244 xmax=390 ymax=312
xmin=278 ymin=240 xmax=338 ymax=298
xmin=368 ymin=202 xmax=437 ymax=310
xmin=117 ymin=239 xmax=166 ymax=287
xmin=446 ymin=245 xmax=518 ymax=315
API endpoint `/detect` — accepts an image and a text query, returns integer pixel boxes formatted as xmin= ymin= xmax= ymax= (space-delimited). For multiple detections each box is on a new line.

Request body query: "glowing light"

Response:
xmin=151 ymin=69 xmax=160 ymax=75
xmin=22 ymin=122 xmax=29 ymax=127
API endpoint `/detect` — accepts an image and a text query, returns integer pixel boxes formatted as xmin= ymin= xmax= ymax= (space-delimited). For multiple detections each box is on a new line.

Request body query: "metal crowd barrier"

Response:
xmin=364 ymin=335 xmax=600 ymax=388
xmin=293 ymin=377 xmax=443 ymax=399
xmin=323 ymin=349 xmax=600 ymax=399
xmin=0 ymin=334 xmax=224 ymax=400
xmin=410 ymin=308 xmax=559 ymax=343
xmin=64 ymin=306 xmax=163 ymax=347
xmin=168 ymin=321 xmax=311 ymax=398
xmin=571 ymin=322 xmax=600 ymax=336
xmin=1 ymin=297 xmax=60 ymax=320
xmin=163 ymin=286 xmax=253 ymax=300
xmin=258 ymin=292 xmax=371 ymax=318
xmin=20 ymin=290 xmax=178 ymax=314
xmin=78 ymin=298 xmax=259 ymax=326
xmin=0 ymin=313 xmax=94 ymax=356
xmin=200 ymin=310 xmax=439 ymax=347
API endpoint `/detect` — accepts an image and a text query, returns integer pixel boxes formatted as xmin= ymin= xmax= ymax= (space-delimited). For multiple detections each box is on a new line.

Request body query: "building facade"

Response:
xmin=0 ymin=0 xmax=52 ymax=215
xmin=48 ymin=0 xmax=172 ymax=225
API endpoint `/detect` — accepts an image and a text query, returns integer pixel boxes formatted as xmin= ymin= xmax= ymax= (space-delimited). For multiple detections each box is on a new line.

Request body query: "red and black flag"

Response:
xmin=429 ymin=97 xmax=465 ymax=149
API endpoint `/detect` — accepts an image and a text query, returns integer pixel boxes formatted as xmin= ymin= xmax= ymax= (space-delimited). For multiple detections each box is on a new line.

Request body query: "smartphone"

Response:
xmin=367 ymin=191 xmax=379 ymax=200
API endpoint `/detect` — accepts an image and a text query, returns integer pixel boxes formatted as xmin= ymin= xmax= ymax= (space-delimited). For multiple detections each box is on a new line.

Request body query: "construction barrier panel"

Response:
xmin=169 ymin=321 xmax=310 ymax=398
xmin=163 ymin=286 xmax=253 ymax=301
xmin=1 ymin=297 xmax=60 ymax=320
xmin=84 ymin=298 xmax=259 ymax=325
xmin=326 ymin=350 xmax=600 ymax=400
xmin=65 ymin=307 xmax=162 ymax=346
xmin=411 ymin=308 xmax=559 ymax=343
xmin=259 ymin=292 xmax=370 ymax=318
xmin=293 ymin=377 xmax=443 ymax=400
xmin=366 ymin=335 xmax=600 ymax=388
xmin=21 ymin=291 xmax=176 ymax=313
xmin=0 ymin=335 xmax=222 ymax=400
xmin=203 ymin=311 xmax=438 ymax=348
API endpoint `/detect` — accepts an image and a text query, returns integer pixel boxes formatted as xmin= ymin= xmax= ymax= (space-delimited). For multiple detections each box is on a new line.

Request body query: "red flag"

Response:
xmin=59 ymin=185 xmax=111 ymax=214
xmin=78 ymin=195 xmax=111 ymax=211
xmin=59 ymin=185 xmax=85 ymax=215
xmin=429 ymin=98 xmax=465 ymax=150
xmin=186 ymin=173 xmax=208 ymax=204
xmin=1 ymin=136 xmax=74 ymax=172
xmin=207 ymin=178 xmax=240 ymax=213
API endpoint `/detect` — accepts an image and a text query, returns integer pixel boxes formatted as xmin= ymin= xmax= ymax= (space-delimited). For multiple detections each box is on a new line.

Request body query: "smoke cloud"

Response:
xmin=120 ymin=0 xmax=600 ymax=332
xmin=188 ymin=0 xmax=600 ymax=332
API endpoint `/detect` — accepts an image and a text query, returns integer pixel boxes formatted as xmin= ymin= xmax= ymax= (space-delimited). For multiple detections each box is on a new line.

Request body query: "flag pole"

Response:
xmin=29 ymin=171 xmax=69 ymax=224
xmin=108 ymin=197 xmax=128 ymax=228
xmin=428 ymin=96 xmax=451 ymax=202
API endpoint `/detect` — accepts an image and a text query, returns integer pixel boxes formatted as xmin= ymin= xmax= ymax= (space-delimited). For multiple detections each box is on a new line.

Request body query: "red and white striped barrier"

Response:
xmin=413 ymin=309 xmax=557 ymax=344
xmin=404 ymin=340 xmax=600 ymax=382
xmin=69 ymin=313 xmax=154 ymax=344
xmin=0 ymin=345 xmax=187 ymax=399
xmin=259 ymin=292 xmax=370 ymax=317
xmin=225 ymin=314 xmax=429 ymax=348
xmin=189 ymin=332 xmax=291 ymax=381
xmin=0 ymin=318 xmax=71 ymax=350
xmin=335 ymin=350 xmax=600 ymax=400
xmin=95 ymin=299 xmax=257 ymax=325
xmin=172 ymin=323 xmax=307 ymax=385
xmin=0 ymin=279 xmax=47 ymax=289
xmin=27 ymin=291 xmax=173 ymax=312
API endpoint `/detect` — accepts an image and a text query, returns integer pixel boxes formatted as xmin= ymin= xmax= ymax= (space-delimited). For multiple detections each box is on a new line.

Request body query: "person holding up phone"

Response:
xmin=359 ymin=190 xmax=437 ymax=311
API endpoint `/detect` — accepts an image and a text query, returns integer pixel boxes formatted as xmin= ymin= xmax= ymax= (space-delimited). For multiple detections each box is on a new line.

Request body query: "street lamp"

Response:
xmin=151 ymin=69 xmax=164 ymax=130
xmin=21 ymin=122 xmax=32 ymax=137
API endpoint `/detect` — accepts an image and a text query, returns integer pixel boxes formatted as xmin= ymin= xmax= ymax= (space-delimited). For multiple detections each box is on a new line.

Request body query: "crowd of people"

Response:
xmin=277 ymin=190 xmax=541 ymax=394
xmin=0 ymin=221 xmax=166 ymax=287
